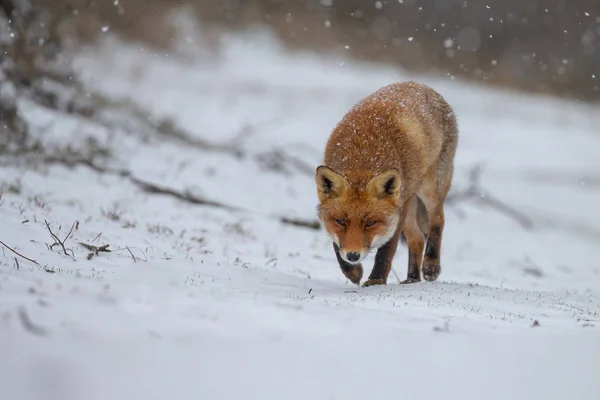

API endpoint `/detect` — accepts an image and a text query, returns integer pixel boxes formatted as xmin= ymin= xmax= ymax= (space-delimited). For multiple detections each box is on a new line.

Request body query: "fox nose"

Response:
xmin=346 ymin=252 xmax=361 ymax=262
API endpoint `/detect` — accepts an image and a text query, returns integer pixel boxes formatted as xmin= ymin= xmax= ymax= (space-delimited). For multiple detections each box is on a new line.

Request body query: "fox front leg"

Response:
xmin=363 ymin=201 xmax=407 ymax=287
xmin=363 ymin=227 xmax=402 ymax=287
xmin=333 ymin=242 xmax=363 ymax=285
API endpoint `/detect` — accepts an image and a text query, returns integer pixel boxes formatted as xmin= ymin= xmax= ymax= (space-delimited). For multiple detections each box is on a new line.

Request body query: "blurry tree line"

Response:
xmin=1 ymin=0 xmax=599 ymax=125
xmin=199 ymin=0 xmax=600 ymax=101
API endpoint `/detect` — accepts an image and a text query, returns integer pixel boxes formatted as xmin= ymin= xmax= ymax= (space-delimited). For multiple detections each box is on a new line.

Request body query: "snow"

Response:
xmin=1 ymin=28 xmax=600 ymax=399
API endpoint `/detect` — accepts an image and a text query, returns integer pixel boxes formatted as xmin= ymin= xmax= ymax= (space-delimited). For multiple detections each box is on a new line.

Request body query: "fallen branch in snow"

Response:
xmin=255 ymin=148 xmax=316 ymax=176
xmin=445 ymin=165 xmax=600 ymax=241
xmin=33 ymin=154 xmax=324 ymax=230
xmin=0 ymin=239 xmax=39 ymax=265
xmin=78 ymin=242 xmax=111 ymax=260
xmin=446 ymin=163 xmax=534 ymax=230
xmin=26 ymin=153 xmax=240 ymax=211
xmin=131 ymin=176 xmax=239 ymax=210
xmin=280 ymin=217 xmax=320 ymax=230
xmin=132 ymin=177 xmax=322 ymax=229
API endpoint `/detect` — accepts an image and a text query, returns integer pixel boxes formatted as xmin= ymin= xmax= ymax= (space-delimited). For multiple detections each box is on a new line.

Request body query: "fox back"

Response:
xmin=323 ymin=81 xmax=456 ymax=196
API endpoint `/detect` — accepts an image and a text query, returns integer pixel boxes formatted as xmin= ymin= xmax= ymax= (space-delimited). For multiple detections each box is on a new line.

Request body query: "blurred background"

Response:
xmin=2 ymin=0 xmax=599 ymax=102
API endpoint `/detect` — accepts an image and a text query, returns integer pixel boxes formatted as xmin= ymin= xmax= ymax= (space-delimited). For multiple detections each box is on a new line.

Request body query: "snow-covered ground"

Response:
xmin=1 ymin=28 xmax=600 ymax=400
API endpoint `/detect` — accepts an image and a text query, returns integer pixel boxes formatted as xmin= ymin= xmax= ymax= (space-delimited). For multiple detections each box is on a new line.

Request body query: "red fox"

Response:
xmin=315 ymin=81 xmax=458 ymax=287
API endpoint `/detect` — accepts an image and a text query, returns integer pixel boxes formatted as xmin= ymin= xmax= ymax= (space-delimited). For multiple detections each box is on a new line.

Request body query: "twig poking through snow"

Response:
xmin=62 ymin=220 xmax=78 ymax=247
xmin=126 ymin=247 xmax=148 ymax=262
xmin=125 ymin=246 xmax=137 ymax=263
xmin=112 ymin=247 xmax=148 ymax=262
xmin=0 ymin=239 xmax=39 ymax=265
xmin=44 ymin=220 xmax=75 ymax=257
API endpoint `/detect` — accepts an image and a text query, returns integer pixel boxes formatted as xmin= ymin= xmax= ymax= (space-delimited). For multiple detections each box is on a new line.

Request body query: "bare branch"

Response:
xmin=0 ymin=239 xmax=39 ymax=265
xmin=280 ymin=217 xmax=320 ymax=230
xmin=125 ymin=246 xmax=137 ymax=263
xmin=44 ymin=220 xmax=72 ymax=257
xmin=446 ymin=163 xmax=534 ymax=230
xmin=63 ymin=220 xmax=78 ymax=243
xmin=38 ymin=155 xmax=325 ymax=229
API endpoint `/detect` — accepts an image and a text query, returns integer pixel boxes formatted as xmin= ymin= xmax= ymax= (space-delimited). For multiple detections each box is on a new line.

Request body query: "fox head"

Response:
xmin=315 ymin=166 xmax=401 ymax=265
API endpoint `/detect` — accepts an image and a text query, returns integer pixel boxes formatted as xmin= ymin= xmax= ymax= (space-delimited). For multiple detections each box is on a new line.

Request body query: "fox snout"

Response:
xmin=346 ymin=252 xmax=360 ymax=262
xmin=340 ymin=248 xmax=367 ymax=265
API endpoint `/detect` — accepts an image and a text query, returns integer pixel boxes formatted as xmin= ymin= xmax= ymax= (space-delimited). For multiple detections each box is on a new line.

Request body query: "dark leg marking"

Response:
xmin=424 ymin=245 xmax=438 ymax=260
xmin=403 ymin=248 xmax=422 ymax=283
xmin=423 ymin=225 xmax=442 ymax=281
xmin=400 ymin=197 xmax=424 ymax=284
xmin=333 ymin=242 xmax=363 ymax=285
xmin=364 ymin=227 xmax=402 ymax=287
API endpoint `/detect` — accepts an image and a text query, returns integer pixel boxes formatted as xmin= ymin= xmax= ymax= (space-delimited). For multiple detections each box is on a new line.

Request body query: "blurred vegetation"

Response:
xmin=1 ymin=0 xmax=599 ymax=103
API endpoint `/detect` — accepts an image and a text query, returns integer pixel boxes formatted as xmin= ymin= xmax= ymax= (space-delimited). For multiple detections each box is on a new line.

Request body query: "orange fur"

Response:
xmin=316 ymin=81 xmax=458 ymax=286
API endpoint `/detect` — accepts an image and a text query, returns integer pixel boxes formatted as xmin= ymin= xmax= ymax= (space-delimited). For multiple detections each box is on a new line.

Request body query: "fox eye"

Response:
xmin=365 ymin=221 xmax=377 ymax=228
xmin=335 ymin=219 xmax=346 ymax=227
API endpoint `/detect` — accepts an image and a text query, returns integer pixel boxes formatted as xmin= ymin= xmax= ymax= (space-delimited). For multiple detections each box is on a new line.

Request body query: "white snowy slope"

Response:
xmin=1 ymin=29 xmax=600 ymax=400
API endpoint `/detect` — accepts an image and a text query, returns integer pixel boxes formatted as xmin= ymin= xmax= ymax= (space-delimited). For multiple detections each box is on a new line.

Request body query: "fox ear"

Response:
xmin=367 ymin=169 xmax=401 ymax=200
xmin=316 ymin=166 xmax=348 ymax=200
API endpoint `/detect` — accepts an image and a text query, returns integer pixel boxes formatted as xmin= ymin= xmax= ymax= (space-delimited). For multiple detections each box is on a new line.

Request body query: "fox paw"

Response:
xmin=422 ymin=261 xmax=441 ymax=282
xmin=342 ymin=265 xmax=363 ymax=286
xmin=362 ymin=278 xmax=386 ymax=287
